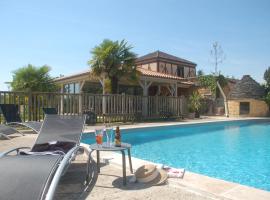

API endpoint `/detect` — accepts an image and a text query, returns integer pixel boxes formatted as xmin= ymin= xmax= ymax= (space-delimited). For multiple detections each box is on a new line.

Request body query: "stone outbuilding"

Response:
xmin=228 ymin=75 xmax=268 ymax=117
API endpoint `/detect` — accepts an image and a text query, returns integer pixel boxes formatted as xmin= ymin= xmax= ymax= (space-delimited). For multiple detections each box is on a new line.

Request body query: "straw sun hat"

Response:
xmin=135 ymin=164 xmax=168 ymax=185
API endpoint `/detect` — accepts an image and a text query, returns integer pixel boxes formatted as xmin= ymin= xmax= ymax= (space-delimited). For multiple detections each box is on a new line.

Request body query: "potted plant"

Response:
xmin=188 ymin=104 xmax=195 ymax=119
xmin=188 ymin=92 xmax=202 ymax=118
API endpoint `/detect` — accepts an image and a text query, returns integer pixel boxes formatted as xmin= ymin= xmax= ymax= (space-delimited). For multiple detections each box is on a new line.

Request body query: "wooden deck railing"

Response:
xmin=0 ymin=91 xmax=187 ymax=123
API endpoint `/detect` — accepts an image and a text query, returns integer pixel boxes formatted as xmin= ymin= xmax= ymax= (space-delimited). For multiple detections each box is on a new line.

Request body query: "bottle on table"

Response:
xmin=115 ymin=126 xmax=121 ymax=147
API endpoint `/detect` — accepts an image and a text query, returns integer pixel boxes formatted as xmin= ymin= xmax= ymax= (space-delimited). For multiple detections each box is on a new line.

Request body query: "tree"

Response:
xmin=197 ymin=69 xmax=204 ymax=76
xmin=263 ymin=67 xmax=270 ymax=109
xmin=198 ymin=74 xmax=227 ymax=96
xmin=210 ymin=42 xmax=226 ymax=75
xmin=11 ymin=64 xmax=57 ymax=92
xmin=88 ymin=39 xmax=137 ymax=94
xmin=209 ymin=42 xmax=228 ymax=116
xmin=264 ymin=92 xmax=270 ymax=107
xmin=264 ymin=66 xmax=270 ymax=89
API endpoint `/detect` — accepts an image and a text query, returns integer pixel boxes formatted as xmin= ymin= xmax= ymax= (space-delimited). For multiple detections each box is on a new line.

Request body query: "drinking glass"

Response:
xmin=95 ymin=128 xmax=103 ymax=147
xmin=106 ymin=124 xmax=114 ymax=147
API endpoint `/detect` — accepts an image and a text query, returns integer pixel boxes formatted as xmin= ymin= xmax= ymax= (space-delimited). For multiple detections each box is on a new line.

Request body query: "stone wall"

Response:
xmin=228 ymin=98 xmax=269 ymax=117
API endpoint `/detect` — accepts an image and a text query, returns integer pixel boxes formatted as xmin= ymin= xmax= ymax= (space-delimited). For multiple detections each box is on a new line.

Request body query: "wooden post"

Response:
xmin=179 ymin=95 xmax=182 ymax=117
xmin=139 ymin=80 xmax=152 ymax=117
xmin=60 ymin=84 xmax=64 ymax=114
xmin=28 ymin=92 xmax=32 ymax=121
xmin=175 ymin=83 xmax=178 ymax=97
xmin=78 ymin=81 xmax=85 ymax=114
xmin=167 ymin=83 xmax=177 ymax=96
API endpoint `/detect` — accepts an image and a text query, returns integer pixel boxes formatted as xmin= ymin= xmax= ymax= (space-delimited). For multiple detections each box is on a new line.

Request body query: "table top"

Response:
xmin=89 ymin=142 xmax=131 ymax=151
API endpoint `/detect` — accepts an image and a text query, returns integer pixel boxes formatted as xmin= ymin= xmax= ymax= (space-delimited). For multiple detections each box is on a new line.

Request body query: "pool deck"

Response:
xmin=1 ymin=116 xmax=270 ymax=200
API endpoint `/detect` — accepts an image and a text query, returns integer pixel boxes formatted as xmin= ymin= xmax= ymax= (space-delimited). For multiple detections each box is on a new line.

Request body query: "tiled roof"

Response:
xmin=54 ymin=69 xmax=91 ymax=81
xmin=136 ymin=50 xmax=196 ymax=66
xmin=229 ymin=75 xmax=265 ymax=99
xmin=137 ymin=68 xmax=194 ymax=85
xmin=54 ymin=68 xmax=195 ymax=85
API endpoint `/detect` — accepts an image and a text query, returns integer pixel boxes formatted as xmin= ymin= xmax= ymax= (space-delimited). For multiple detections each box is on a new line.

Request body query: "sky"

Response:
xmin=0 ymin=0 xmax=270 ymax=90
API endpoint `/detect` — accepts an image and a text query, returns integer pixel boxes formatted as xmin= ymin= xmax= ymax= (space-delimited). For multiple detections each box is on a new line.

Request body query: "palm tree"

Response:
xmin=11 ymin=64 xmax=57 ymax=92
xmin=88 ymin=39 xmax=137 ymax=94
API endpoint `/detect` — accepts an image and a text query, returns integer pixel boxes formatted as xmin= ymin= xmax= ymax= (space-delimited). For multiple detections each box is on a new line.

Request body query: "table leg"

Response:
xmin=121 ymin=150 xmax=126 ymax=185
xmin=86 ymin=150 xmax=94 ymax=184
xmin=127 ymin=148 xmax=133 ymax=174
xmin=96 ymin=150 xmax=100 ymax=173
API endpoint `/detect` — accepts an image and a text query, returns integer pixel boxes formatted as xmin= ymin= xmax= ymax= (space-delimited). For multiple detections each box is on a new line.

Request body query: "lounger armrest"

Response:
xmin=0 ymin=147 xmax=31 ymax=157
xmin=45 ymin=146 xmax=80 ymax=200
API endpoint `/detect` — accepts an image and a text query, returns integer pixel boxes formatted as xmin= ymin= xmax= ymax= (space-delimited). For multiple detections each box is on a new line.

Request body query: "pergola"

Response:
xmin=54 ymin=68 xmax=195 ymax=116
xmin=54 ymin=68 xmax=195 ymax=97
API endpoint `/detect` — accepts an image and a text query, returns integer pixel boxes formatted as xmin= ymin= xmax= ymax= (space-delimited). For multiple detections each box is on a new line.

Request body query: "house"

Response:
xmin=228 ymin=75 xmax=268 ymax=117
xmin=54 ymin=51 xmax=197 ymax=97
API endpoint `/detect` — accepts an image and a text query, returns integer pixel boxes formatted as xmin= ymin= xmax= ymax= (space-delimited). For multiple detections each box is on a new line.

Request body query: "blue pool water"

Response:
xmin=82 ymin=120 xmax=270 ymax=191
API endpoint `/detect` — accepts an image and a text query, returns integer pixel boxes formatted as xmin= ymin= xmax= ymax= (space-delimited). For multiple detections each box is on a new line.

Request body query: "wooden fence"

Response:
xmin=0 ymin=91 xmax=188 ymax=123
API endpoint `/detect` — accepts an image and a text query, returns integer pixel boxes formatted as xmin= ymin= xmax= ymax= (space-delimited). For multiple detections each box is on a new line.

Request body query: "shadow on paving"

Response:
xmin=54 ymin=158 xmax=98 ymax=200
xmin=95 ymin=171 xmax=162 ymax=191
xmin=111 ymin=176 xmax=159 ymax=190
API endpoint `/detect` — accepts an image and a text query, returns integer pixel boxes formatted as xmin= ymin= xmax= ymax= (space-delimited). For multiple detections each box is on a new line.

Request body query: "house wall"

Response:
xmin=228 ymin=99 xmax=269 ymax=117
xmin=137 ymin=58 xmax=196 ymax=79
xmin=172 ymin=64 xmax=177 ymax=75
xmin=157 ymin=62 xmax=195 ymax=78
xmin=149 ymin=62 xmax=157 ymax=71
xmin=138 ymin=63 xmax=157 ymax=71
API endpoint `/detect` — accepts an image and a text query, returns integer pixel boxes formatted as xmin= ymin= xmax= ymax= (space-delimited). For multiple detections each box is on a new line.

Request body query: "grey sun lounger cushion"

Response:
xmin=34 ymin=115 xmax=85 ymax=146
xmin=18 ymin=114 xmax=85 ymax=155
xmin=0 ymin=155 xmax=62 ymax=200
xmin=0 ymin=104 xmax=42 ymax=133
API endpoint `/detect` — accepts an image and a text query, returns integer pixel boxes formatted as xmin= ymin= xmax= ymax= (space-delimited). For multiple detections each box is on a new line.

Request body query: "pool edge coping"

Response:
xmin=83 ymin=117 xmax=270 ymax=133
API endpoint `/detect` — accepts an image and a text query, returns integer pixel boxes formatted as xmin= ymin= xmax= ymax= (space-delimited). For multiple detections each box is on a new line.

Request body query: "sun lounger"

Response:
xmin=0 ymin=114 xmax=88 ymax=200
xmin=0 ymin=104 xmax=42 ymax=133
xmin=0 ymin=124 xmax=23 ymax=139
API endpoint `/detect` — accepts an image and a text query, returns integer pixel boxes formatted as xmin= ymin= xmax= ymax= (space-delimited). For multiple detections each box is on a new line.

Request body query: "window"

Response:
xmin=69 ymin=83 xmax=75 ymax=94
xmin=177 ymin=66 xmax=184 ymax=77
xmin=240 ymin=102 xmax=250 ymax=115
xmin=64 ymin=84 xmax=70 ymax=93
xmin=63 ymin=83 xmax=80 ymax=94
xmin=74 ymin=83 xmax=80 ymax=94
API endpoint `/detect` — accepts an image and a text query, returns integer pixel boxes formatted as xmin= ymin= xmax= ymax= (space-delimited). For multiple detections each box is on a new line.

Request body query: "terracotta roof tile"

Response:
xmin=137 ymin=68 xmax=194 ymax=85
xmin=54 ymin=68 xmax=195 ymax=85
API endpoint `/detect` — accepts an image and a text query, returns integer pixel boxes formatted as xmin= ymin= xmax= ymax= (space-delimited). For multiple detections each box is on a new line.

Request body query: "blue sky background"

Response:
xmin=0 ymin=0 xmax=270 ymax=90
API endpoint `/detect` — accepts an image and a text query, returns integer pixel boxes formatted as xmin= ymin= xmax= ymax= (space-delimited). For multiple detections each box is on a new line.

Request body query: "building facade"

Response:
xmin=54 ymin=50 xmax=197 ymax=97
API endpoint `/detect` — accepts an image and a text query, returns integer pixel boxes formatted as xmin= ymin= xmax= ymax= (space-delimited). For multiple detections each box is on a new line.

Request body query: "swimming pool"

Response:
xmin=82 ymin=119 xmax=270 ymax=191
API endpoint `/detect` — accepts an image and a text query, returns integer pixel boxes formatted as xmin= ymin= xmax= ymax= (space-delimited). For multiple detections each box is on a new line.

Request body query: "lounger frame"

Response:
xmin=0 ymin=115 xmax=87 ymax=200
xmin=0 ymin=104 xmax=41 ymax=133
